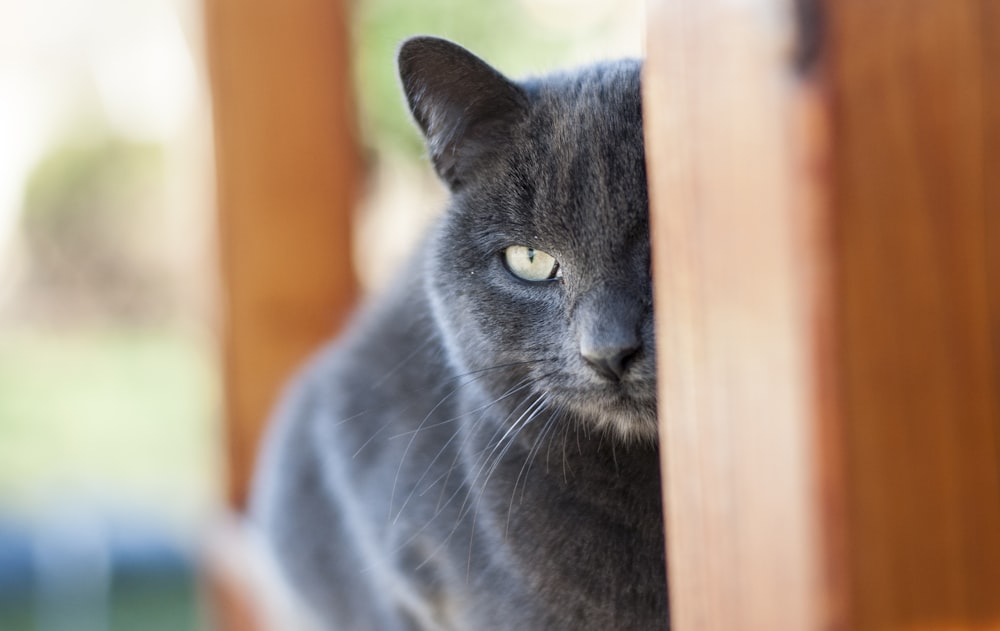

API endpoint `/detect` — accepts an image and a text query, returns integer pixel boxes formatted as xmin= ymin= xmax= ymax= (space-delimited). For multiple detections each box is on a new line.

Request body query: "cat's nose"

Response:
xmin=581 ymin=343 xmax=640 ymax=381
xmin=575 ymin=286 xmax=645 ymax=381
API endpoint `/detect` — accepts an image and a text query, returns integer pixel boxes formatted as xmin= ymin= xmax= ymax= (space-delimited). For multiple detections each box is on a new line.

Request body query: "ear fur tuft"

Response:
xmin=398 ymin=36 xmax=528 ymax=189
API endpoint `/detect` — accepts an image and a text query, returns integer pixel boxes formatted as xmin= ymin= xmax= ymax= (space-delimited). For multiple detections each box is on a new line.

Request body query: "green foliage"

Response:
xmin=19 ymin=125 xmax=170 ymax=322
xmin=352 ymin=0 xmax=581 ymax=158
xmin=23 ymin=130 xmax=162 ymax=235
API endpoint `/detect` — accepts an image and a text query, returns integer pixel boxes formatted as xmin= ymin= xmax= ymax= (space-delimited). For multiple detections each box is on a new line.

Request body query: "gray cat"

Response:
xmin=250 ymin=36 xmax=667 ymax=630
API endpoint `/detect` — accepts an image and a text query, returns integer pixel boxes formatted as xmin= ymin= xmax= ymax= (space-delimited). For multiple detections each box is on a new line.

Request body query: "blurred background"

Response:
xmin=0 ymin=0 xmax=641 ymax=628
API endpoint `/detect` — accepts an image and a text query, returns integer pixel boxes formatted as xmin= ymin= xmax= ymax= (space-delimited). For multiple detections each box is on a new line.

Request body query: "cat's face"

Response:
xmin=400 ymin=38 xmax=655 ymax=442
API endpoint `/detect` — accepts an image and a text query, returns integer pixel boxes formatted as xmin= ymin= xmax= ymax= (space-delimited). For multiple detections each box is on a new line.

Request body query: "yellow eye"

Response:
xmin=503 ymin=245 xmax=562 ymax=282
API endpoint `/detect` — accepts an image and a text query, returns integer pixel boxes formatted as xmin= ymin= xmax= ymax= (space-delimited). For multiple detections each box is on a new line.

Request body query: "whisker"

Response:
xmin=388 ymin=367 xmax=512 ymax=523
xmin=353 ymin=420 xmax=391 ymax=458
xmin=432 ymin=381 xmax=546 ymax=512
xmin=369 ymin=337 xmax=435 ymax=391
xmin=413 ymin=394 xmax=549 ymax=574
xmin=389 ymin=359 xmax=558 ymax=521
xmin=542 ymin=407 xmax=573 ymax=483
xmin=463 ymin=394 xmax=547 ymax=501
xmin=390 ymin=377 xmax=536 ymax=521
xmin=523 ymin=406 xmax=564 ymax=507
xmin=384 ymin=368 xmax=559 ymax=574
xmin=433 ymin=391 xmax=531 ymax=513
xmin=388 ymin=376 xmax=537 ymax=440
xmin=505 ymin=404 xmax=563 ymax=537
xmin=331 ymin=409 xmax=369 ymax=427
xmin=560 ymin=415 xmax=572 ymax=484
xmin=464 ymin=395 xmax=550 ymax=580
xmin=442 ymin=358 xmax=557 ymax=385
xmin=379 ymin=391 xmax=540 ymax=567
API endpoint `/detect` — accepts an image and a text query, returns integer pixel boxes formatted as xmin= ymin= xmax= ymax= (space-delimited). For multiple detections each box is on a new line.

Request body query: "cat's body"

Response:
xmin=251 ymin=37 xmax=668 ymax=630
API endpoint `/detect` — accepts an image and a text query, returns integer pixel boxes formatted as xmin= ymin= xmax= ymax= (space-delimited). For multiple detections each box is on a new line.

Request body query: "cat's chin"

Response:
xmin=560 ymin=391 xmax=659 ymax=445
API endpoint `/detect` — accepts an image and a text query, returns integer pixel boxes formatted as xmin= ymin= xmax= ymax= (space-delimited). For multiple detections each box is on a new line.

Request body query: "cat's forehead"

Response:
xmin=517 ymin=61 xmax=645 ymax=197
xmin=522 ymin=61 xmax=642 ymax=145
xmin=509 ymin=62 xmax=648 ymax=251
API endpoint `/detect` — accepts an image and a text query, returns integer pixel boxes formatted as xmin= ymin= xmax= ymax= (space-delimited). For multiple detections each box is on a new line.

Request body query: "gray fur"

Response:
xmin=250 ymin=36 xmax=668 ymax=630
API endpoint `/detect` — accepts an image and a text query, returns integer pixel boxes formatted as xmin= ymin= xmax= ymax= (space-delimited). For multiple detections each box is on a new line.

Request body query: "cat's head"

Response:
xmin=399 ymin=37 xmax=655 ymax=443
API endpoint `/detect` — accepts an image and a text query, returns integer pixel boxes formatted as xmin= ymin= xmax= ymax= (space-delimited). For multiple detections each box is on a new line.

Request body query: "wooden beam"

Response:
xmin=204 ymin=0 xmax=360 ymax=508
xmin=645 ymin=0 xmax=1000 ymax=629
xmin=645 ymin=2 xmax=825 ymax=628
xmin=828 ymin=1 xmax=1000 ymax=627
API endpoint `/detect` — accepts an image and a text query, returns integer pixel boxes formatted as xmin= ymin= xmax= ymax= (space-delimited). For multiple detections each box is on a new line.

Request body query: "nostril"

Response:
xmin=582 ymin=345 xmax=640 ymax=381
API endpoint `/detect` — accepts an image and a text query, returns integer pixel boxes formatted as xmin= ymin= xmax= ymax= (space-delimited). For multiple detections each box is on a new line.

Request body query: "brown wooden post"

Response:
xmin=644 ymin=0 xmax=1000 ymax=629
xmin=645 ymin=2 xmax=827 ymax=628
xmin=204 ymin=0 xmax=360 ymax=509
xmin=827 ymin=2 xmax=1000 ymax=627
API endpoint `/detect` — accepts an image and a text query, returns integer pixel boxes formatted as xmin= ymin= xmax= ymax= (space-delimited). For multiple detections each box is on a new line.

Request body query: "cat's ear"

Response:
xmin=398 ymin=36 xmax=529 ymax=190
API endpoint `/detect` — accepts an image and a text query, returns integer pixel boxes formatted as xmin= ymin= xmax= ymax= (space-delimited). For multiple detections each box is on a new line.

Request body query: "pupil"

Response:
xmin=526 ymin=248 xmax=535 ymax=264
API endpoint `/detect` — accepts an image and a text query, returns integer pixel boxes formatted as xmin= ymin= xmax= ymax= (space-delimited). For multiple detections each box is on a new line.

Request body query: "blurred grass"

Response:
xmin=0 ymin=327 xmax=220 ymax=517
xmin=0 ymin=574 xmax=206 ymax=631
xmin=109 ymin=573 xmax=206 ymax=631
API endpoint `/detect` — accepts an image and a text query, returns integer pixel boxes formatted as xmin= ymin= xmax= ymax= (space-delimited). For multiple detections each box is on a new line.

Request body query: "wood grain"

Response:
xmin=828 ymin=1 xmax=1000 ymax=628
xmin=644 ymin=1 xmax=825 ymax=628
xmin=204 ymin=0 xmax=360 ymax=508
xmin=646 ymin=0 xmax=1000 ymax=629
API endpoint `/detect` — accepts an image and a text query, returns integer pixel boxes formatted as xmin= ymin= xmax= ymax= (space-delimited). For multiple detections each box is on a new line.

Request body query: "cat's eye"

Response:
xmin=503 ymin=245 xmax=562 ymax=282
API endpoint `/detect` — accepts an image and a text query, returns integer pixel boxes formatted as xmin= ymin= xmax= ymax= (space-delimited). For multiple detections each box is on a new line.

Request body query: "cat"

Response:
xmin=250 ymin=36 xmax=668 ymax=630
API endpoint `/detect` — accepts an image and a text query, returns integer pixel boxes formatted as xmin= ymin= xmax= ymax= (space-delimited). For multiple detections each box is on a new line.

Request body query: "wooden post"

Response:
xmin=204 ymin=0 xmax=360 ymax=509
xmin=827 ymin=2 xmax=1000 ymax=627
xmin=644 ymin=0 xmax=1000 ymax=629
xmin=644 ymin=2 xmax=826 ymax=628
